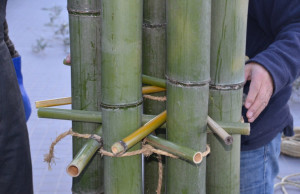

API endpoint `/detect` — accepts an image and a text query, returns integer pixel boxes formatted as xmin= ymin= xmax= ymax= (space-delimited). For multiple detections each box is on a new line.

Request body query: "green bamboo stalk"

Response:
xmin=142 ymin=0 xmax=167 ymax=193
xmin=146 ymin=134 xmax=204 ymax=164
xmin=166 ymin=0 xmax=211 ymax=193
xmin=68 ymin=0 xmax=103 ymax=193
xmin=142 ymin=74 xmax=166 ymax=88
xmin=37 ymin=108 xmax=250 ymax=135
xmin=207 ymin=1 xmax=249 ymax=194
xmin=38 ymin=108 xmax=102 ymax=123
xmin=67 ymin=126 xmax=102 ymax=177
xmin=101 ymin=0 xmax=143 ymax=193
xmin=207 ymin=116 xmax=233 ymax=145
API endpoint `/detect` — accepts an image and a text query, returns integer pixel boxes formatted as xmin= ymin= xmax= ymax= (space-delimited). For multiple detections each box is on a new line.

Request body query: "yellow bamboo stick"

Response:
xmin=36 ymin=86 xmax=165 ymax=108
xmin=35 ymin=97 xmax=72 ymax=108
xmin=142 ymin=86 xmax=165 ymax=94
xmin=111 ymin=110 xmax=167 ymax=155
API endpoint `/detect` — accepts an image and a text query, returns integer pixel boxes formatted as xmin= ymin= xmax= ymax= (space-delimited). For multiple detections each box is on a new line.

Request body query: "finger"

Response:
xmin=245 ymin=75 xmax=262 ymax=109
xmin=247 ymin=83 xmax=272 ymax=122
xmin=247 ymin=99 xmax=267 ymax=123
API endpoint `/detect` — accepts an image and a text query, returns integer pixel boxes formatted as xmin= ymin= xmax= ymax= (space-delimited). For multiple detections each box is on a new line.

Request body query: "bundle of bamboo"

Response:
xmin=37 ymin=0 xmax=251 ymax=193
xmin=68 ymin=0 xmax=103 ymax=193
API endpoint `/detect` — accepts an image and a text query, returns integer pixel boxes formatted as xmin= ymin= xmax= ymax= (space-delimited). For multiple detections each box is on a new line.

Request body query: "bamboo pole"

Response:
xmin=68 ymin=0 xmax=103 ymax=193
xmin=166 ymin=0 xmax=211 ymax=193
xmin=101 ymin=0 xmax=143 ymax=193
xmin=38 ymin=108 xmax=102 ymax=123
xmin=111 ymin=111 xmax=166 ymax=154
xmin=207 ymin=1 xmax=249 ymax=194
xmin=146 ymin=134 xmax=204 ymax=164
xmin=207 ymin=116 xmax=233 ymax=145
xmin=67 ymin=126 xmax=102 ymax=177
xmin=37 ymin=108 xmax=250 ymax=135
xmin=142 ymin=0 xmax=167 ymax=193
xmin=36 ymin=97 xmax=71 ymax=108
xmin=142 ymin=74 xmax=166 ymax=88
xmin=36 ymin=86 xmax=164 ymax=108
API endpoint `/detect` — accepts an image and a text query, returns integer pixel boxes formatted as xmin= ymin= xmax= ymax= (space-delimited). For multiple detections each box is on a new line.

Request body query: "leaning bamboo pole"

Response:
xmin=111 ymin=111 xmax=166 ymax=154
xmin=101 ymin=0 xmax=143 ymax=193
xmin=142 ymin=0 xmax=167 ymax=193
xmin=166 ymin=0 xmax=211 ymax=193
xmin=68 ymin=0 xmax=103 ymax=193
xmin=207 ymin=1 xmax=249 ymax=194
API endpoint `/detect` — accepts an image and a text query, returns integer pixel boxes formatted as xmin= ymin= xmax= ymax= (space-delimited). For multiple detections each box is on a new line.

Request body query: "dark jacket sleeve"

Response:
xmin=246 ymin=0 xmax=300 ymax=96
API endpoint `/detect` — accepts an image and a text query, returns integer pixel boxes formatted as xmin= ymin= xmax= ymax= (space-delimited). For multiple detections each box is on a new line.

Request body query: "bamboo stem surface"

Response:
xmin=68 ymin=0 xmax=103 ymax=192
xmin=101 ymin=0 xmax=143 ymax=193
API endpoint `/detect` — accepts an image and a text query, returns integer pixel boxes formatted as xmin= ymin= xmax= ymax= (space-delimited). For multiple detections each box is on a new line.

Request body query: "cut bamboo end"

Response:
xmin=67 ymin=165 xmax=79 ymax=177
xmin=111 ymin=142 xmax=126 ymax=155
xmin=193 ymin=152 xmax=203 ymax=164
xmin=225 ymin=136 xmax=234 ymax=145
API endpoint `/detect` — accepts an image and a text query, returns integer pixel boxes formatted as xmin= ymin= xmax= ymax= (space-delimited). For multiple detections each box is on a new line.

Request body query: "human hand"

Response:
xmin=244 ymin=62 xmax=274 ymax=123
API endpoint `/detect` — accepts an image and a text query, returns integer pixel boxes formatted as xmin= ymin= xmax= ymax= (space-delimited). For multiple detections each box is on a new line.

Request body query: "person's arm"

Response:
xmin=245 ymin=0 xmax=300 ymax=122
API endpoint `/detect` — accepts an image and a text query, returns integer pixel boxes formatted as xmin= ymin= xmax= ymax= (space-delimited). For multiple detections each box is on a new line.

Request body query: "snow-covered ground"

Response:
xmin=6 ymin=0 xmax=300 ymax=193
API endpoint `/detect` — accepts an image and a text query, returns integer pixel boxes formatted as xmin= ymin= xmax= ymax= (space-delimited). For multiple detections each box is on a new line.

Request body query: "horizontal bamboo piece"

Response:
xmin=36 ymin=86 xmax=165 ymax=108
xmin=111 ymin=110 xmax=167 ymax=154
xmin=38 ymin=108 xmax=102 ymax=123
xmin=142 ymin=86 xmax=165 ymax=94
xmin=215 ymin=121 xmax=250 ymax=135
xmin=37 ymin=108 xmax=250 ymax=135
xmin=35 ymin=97 xmax=72 ymax=108
xmin=142 ymin=74 xmax=166 ymax=88
xmin=146 ymin=134 xmax=203 ymax=164
xmin=207 ymin=116 xmax=233 ymax=145
xmin=67 ymin=126 xmax=102 ymax=177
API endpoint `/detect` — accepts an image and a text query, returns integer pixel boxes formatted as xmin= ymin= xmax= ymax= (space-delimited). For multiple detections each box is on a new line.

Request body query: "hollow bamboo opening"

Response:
xmin=193 ymin=152 xmax=203 ymax=164
xmin=67 ymin=165 xmax=79 ymax=177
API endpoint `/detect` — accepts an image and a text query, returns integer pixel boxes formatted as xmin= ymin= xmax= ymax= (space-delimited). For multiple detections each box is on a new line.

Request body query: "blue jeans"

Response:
xmin=240 ymin=133 xmax=282 ymax=194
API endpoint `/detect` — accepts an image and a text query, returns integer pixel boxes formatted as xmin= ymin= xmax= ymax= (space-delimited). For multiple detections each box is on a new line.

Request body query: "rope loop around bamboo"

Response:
xmin=143 ymin=94 xmax=167 ymax=102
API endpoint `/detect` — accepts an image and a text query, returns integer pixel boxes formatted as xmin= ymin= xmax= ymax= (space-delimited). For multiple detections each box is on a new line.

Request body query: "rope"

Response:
xmin=157 ymin=155 xmax=163 ymax=194
xmin=44 ymin=129 xmax=101 ymax=169
xmin=275 ymin=173 xmax=300 ymax=194
xmin=143 ymin=94 xmax=166 ymax=102
xmin=281 ymin=134 xmax=300 ymax=158
xmin=45 ymin=129 xmax=210 ymax=194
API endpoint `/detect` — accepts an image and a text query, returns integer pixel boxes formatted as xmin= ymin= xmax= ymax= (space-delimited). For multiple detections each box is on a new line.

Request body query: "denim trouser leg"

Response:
xmin=240 ymin=132 xmax=282 ymax=194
